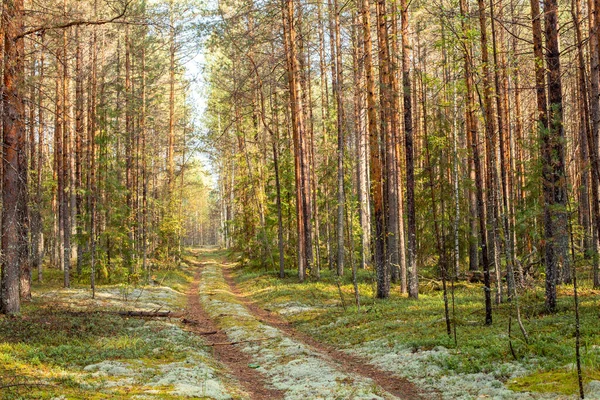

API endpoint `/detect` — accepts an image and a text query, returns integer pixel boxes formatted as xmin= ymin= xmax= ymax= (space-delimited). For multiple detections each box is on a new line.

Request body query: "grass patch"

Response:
xmin=0 ymin=256 xmax=228 ymax=399
xmin=0 ymin=301 xmax=192 ymax=399
xmin=151 ymin=268 xmax=194 ymax=294
xmin=508 ymin=368 xmax=600 ymax=395
xmin=219 ymin=251 xmax=600 ymax=396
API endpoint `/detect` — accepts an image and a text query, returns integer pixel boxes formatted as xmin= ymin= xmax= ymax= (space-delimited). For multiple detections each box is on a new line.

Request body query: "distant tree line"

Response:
xmin=204 ymin=0 xmax=597 ymax=323
xmin=0 ymin=0 xmax=210 ymax=314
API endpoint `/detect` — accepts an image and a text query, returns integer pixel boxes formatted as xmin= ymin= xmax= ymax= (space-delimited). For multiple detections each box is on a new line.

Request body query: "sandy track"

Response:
xmin=185 ymin=267 xmax=284 ymax=399
xmin=189 ymin=253 xmax=426 ymax=400
xmin=220 ymin=266 xmax=427 ymax=400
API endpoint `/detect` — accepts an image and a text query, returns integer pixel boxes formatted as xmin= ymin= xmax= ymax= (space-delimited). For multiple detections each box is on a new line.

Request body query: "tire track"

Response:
xmin=192 ymin=251 xmax=427 ymax=400
xmin=185 ymin=264 xmax=284 ymax=399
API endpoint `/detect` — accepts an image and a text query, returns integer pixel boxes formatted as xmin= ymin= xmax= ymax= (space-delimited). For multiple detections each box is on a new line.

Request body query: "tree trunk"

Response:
xmin=375 ymin=0 xmax=398 ymax=294
xmin=572 ymin=0 xmax=593 ymax=273
xmin=35 ymin=32 xmax=45 ymax=283
xmin=330 ymin=0 xmax=345 ymax=277
xmin=462 ymin=0 xmax=492 ymax=324
xmin=1 ymin=0 xmax=27 ymax=315
xmin=352 ymin=12 xmax=370 ymax=272
xmin=21 ymin=39 xmax=34 ymax=301
xmin=167 ymin=0 xmax=175 ymax=191
xmin=542 ymin=0 xmax=568 ymax=312
xmin=490 ymin=0 xmax=517 ymax=299
xmin=588 ymin=0 xmax=600 ymax=288
xmin=62 ymin=22 xmax=71 ymax=289
xmin=75 ymin=27 xmax=84 ymax=277
xmin=362 ymin=0 xmax=388 ymax=298
xmin=401 ymin=0 xmax=417 ymax=299
xmin=141 ymin=30 xmax=148 ymax=281
xmin=477 ymin=0 xmax=501 ymax=305
xmin=89 ymin=14 xmax=98 ymax=297
xmin=461 ymin=0 xmax=478 ymax=274
xmin=283 ymin=0 xmax=312 ymax=281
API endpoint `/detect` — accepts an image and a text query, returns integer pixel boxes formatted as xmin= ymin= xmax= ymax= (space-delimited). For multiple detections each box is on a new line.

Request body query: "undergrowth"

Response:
xmin=0 ymin=253 xmax=207 ymax=400
xmin=226 ymin=254 xmax=600 ymax=397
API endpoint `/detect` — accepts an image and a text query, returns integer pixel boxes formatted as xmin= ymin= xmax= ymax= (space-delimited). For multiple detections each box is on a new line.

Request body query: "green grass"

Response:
xmin=151 ymin=266 xmax=195 ymax=293
xmin=507 ymin=369 xmax=600 ymax=396
xmin=11 ymin=249 xmax=599 ymax=397
xmin=225 ymin=256 xmax=600 ymax=396
xmin=0 ymin=258 xmax=204 ymax=400
xmin=0 ymin=301 xmax=160 ymax=399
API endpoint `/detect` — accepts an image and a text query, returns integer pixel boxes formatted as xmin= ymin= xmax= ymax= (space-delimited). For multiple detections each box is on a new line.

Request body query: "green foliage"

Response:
xmin=157 ymin=208 xmax=184 ymax=265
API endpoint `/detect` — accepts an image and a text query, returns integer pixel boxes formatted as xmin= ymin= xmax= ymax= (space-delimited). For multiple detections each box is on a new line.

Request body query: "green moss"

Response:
xmin=228 ymin=252 xmax=600 ymax=396
xmin=154 ymin=268 xmax=194 ymax=294
xmin=507 ymin=368 xmax=600 ymax=395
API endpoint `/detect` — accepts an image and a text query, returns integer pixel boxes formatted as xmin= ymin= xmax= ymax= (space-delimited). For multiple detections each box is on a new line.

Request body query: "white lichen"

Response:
xmin=37 ymin=285 xmax=184 ymax=313
xmin=147 ymin=362 xmax=233 ymax=399
xmin=198 ymin=263 xmax=396 ymax=400
xmin=273 ymin=302 xmax=326 ymax=316
xmin=83 ymin=361 xmax=136 ymax=377
xmin=55 ymin=283 xmax=249 ymax=399
xmin=348 ymin=339 xmax=571 ymax=399
xmin=586 ymin=381 xmax=600 ymax=400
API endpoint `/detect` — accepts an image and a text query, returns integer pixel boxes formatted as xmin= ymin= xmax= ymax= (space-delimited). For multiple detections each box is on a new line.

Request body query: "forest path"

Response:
xmin=185 ymin=258 xmax=284 ymax=399
xmin=187 ymin=249 xmax=426 ymax=400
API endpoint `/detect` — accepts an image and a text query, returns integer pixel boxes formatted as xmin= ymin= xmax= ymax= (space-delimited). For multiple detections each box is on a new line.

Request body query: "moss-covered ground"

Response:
xmin=6 ymin=248 xmax=599 ymax=399
xmin=0 ymin=252 xmax=243 ymax=400
xmin=196 ymin=252 xmax=397 ymax=399
xmin=228 ymin=253 xmax=600 ymax=398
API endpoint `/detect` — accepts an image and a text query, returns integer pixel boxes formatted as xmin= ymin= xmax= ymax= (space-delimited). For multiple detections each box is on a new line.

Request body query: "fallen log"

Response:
xmin=208 ymin=337 xmax=274 ymax=346
xmin=117 ymin=310 xmax=176 ymax=317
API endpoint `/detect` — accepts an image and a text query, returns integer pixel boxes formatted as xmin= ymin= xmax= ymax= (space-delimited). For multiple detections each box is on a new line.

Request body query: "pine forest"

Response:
xmin=1 ymin=0 xmax=600 ymax=398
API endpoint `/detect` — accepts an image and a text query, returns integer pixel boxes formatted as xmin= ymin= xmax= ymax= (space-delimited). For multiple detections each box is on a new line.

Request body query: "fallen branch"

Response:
xmin=208 ymin=337 xmax=274 ymax=346
xmin=117 ymin=310 xmax=176 ymax=317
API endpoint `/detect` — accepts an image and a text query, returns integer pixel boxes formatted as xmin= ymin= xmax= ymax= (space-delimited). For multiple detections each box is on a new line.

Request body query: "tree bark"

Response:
xmin=34 ymin=32 xmax=45 ymax=283
xmin=1 ymin=0 xmax=27 ymax=315
xmin=352 ymin=11 xmax=370 ymax=272
xmin=375 ymin=0 xmax=398 ymax=294
xmin=282 ymin=0 xmax=312 ymax=281
xmin=61 ymin=21 xmax=71 ymax=289
xmin=75 ymin=27 xmax=84 ymax=277
xmin=572 ymin=0 xmax=593 ymax=274
xmin=401 ymin=0 xmax=417 ymax=299
xmin=167 ymin=0 xmax=175 ymax=191
xmin=542 ymin=0 xmax=568 ymax=312
xmin=490 ymin=0 xmax=517 ymax=299
xmin=588 ymin=0 xmax=600 ymax=288
xmin=330 ymin=0 xmax=345 ymax=277
xmin=362 ymin=0 xmax=388 ymax=298
xmin=463 ymin=0 xmax=492 ymax=324
xmin=477 ymin=0 xmax=501 ymax=306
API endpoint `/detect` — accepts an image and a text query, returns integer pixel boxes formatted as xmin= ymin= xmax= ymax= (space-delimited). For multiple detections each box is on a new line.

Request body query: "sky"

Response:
xmin=182 ymin=17 xmax=216 ymax=189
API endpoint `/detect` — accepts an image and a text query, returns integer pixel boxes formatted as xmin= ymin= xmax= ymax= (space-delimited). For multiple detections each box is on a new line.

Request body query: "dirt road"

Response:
xmin=185 ymin=250 xmax=425 ymax=400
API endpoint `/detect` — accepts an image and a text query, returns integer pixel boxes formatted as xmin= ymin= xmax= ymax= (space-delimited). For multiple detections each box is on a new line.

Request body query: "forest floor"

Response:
xmin=2 ymin=249 xmax=600 ymax=399
xmin=0 ymin=248 xmax=421 ymax=399
xmin=0 ymin=255 xmax=248 ymax=399
xmin=233 ymin=252 xmax=600 ymax=400
xmin=189 ymin=249 xmax=423 ymax=400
